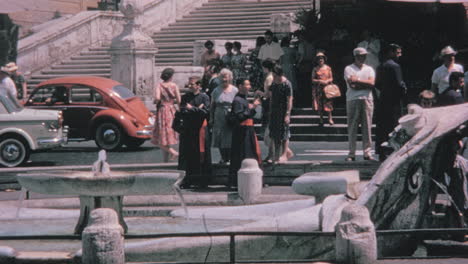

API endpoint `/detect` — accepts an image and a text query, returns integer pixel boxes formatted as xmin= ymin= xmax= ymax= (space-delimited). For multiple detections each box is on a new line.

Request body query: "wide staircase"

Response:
xmin=23 ymin=0 xmax=375 ymax=142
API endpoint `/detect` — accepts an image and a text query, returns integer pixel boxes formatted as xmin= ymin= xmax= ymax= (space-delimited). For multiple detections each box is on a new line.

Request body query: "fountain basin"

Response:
xmin=17 ymin=170 xmax=185 ymax=197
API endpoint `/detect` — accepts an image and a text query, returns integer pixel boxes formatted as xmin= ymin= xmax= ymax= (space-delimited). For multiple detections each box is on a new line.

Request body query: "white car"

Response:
xmin=0 ymin=86 xmax=67 ymax=167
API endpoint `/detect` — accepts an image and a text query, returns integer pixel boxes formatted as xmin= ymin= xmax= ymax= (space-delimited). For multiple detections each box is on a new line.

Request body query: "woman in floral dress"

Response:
xmin=249 ymin=36 xmax=266 ymax=91
xmin=311 ymin=51 xmax=334 ymax=125
xmin=152 ymin=68 xmax=181 ymax=162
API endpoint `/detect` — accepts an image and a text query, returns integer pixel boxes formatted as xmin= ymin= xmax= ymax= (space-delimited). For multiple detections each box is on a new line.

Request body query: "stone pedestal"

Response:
xmin=237 ymin=159 xmax=263 ymax=204
xmin=335 ymin=204 xmax=377 ymax=264
xmin=271 ymin=13 xmax=299 ymax=40
xmin=110 ymin=0 xmax=157 ymax=108
xmin=82 ymin=208 xmax=125 ymax=264
xmin=0 ymin=246 xmax=15 ymax=264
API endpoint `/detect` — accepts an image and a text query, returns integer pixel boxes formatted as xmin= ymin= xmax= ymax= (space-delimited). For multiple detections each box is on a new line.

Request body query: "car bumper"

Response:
xmin=37 ymin=126 xmax=69 ymax=148
xmin=136 ymin=129 xmax=152 ymax=137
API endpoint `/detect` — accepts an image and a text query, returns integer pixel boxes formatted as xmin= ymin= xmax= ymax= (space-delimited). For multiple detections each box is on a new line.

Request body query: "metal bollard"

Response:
xmin=82 ymin=208 xmax=125 ymax=264
xmin=237 ymin=158 xmax=263 ymax=204
xmin=335 ymin=204 xmax=377 ymax=264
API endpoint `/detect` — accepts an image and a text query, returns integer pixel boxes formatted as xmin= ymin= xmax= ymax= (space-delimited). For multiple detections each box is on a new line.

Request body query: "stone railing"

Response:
xmin=17 ymin=0 xmax=209 ymax=74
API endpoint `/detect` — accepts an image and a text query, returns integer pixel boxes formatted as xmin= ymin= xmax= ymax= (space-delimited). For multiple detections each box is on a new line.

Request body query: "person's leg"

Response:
xmin=346 ymin=100 xmax=359 ymax=160
xmin=159 ymin=144 xmax=170 ymax=162
xmin=327 ymin=110 xmax=334 ymax=125
xmin=279 ymin=139 xmax=292 ymax=162
xmin=362 ymin=98 xmax=374 ymax=159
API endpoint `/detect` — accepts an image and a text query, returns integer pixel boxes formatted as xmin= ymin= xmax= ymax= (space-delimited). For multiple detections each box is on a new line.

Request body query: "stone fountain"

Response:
xmin=2 ymin=103 xmax=467 ymax=263
xmin=16 ymin=150 xmax=185 ymax=234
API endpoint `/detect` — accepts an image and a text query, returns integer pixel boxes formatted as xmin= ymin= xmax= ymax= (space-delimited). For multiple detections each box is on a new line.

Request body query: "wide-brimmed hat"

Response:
xmin=0 ymin=66 xmax=10 ymax=75
xmin=4 ymin=62 xmax=18 ymax=72
xmin=440 ymin=46 xmax=457 ymax=57
xmin=353 ymin=47 xmax=368 ymax=56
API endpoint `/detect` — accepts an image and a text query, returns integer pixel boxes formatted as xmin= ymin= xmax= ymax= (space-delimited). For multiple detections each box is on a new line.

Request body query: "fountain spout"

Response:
xmin=92 ymin=150 xmax=111 ymax=177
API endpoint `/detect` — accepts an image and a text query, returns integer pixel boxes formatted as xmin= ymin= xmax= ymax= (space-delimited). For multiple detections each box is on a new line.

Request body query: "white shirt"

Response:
xmin=1 ymin=76 xmax=17 ymax=98
xmin=431 ymin=63 xmax=464 ymax=94
xmin=344 ymin=63 xmax=375 ymax=101
xmin=258 ymin=42 xmax=284 ymax=61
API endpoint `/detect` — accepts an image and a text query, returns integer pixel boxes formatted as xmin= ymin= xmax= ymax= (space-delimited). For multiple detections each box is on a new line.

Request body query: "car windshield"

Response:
xmin=112 ymin=85 xmax=135 ymax=99
xmin=2 ymin=91 xmax=23 ymax=113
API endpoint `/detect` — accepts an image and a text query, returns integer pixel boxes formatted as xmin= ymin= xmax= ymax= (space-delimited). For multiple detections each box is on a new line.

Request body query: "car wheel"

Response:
xmin=125 ymin=137 xmax=146 ymax=149
xmin=95 ymin=122 xmax=124 ymax=151
xmin=0 ymin=138 xmax=30 ymax=167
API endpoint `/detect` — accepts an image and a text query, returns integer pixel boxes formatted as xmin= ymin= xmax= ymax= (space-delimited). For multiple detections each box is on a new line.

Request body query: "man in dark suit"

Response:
xmin=437 ymin=71 xmax=465 ymax=107
xmin=375 ymin=43 xmax=407 ymax=161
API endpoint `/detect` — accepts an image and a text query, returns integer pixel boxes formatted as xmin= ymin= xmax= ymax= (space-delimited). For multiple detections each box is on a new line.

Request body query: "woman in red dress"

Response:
xmin=152 ymin=68 xmax=181 ymax=162
xmin=311 ymin=51 xmax=334 ymax=125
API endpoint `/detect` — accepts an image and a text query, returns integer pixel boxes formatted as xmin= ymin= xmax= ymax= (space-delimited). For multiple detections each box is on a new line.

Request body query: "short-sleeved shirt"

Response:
xmin=0 ymin=76 xmax=17 ymax=98
xmin=258 ymin=42 xmax=284 ymax=61
xmin=431 ymin=63 xmax=464 ymax=94
xmin=344 ymin=63 xmax=375 ymax=101
xmin=201 ymin=51 xmax=220 ymax=67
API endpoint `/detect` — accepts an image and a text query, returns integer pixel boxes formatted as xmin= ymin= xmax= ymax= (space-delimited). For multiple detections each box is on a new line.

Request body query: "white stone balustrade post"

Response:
xmin=237 ymin=159 xmax=263 ymax=204
xmin=110 ymin=0 xmax=158 ymax=110
xmin=335 ymin=204 xmax=377 ymax=264
xmin=0 ymin=246 xmax=16 ymax=264
xmin=82 ymin=208 xmax=125 ymax=264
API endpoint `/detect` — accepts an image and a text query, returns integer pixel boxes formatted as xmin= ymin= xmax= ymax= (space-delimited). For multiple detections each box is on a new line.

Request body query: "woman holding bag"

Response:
xmin=311 ymin=51 xmax=335 ymax=126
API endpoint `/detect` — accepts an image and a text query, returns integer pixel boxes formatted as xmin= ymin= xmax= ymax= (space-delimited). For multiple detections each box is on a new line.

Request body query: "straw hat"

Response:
xmin=440 ymin=46 xmax=457 ymax=57
xmin=4 ymin=62 xmax=18 ymax=73
xmin=0 ymin=66 xmax=10 ymax=75
xmin=353 ymin=47 xmax=368 ymax=56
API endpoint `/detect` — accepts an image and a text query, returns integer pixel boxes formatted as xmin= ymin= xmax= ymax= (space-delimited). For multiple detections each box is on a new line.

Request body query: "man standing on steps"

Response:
xmin=344 ymin=47 xmax=376 ymax=162
xmin=258 ymin=30 xmax=283 ymax=64
xmin=375 ymin=44 xmax=407 ymax=162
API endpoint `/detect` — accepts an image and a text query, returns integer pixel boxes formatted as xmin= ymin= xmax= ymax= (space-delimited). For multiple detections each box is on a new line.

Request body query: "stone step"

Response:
xmin=179 ymin=14 xmax=273 ymax=21
xmin=204 ymin=0 xmax=311 ymax=7
xmin=172 ymin=18 xmax=270 ymax=26
xmin=185 ymin=9 xmax=302 ymax=18
xmin=153 ymin=29 xmax=264 ymax=38
xmin=196 ymin=4 xmax=310 ymax=14
xmin=30 ymin=73 xmax=110 ymax=80
xmin=160 ymin=26 xmax=269 ymax=34
xmin=155 ymin=62 xmax=192 ymax=66
xmin=155 ymin=57 xmax=191 ymax=63
xmin=155 ymin=42 xmax=194 ymax=48
xmin=51 ymin=64 xmax=111 ymax=69
xmin=80 ymin=50 xmax=109 ymax=56
xmin=41 ymin=68 xmax=110 ymax=75
xmin=292 ymin=108 xmax=347 ymax=116
xmin=157 ymin=47 xmax=193 ymax=53
xmin=292 ymin=115 xmax=348 ymax=124
xmin=61 ymin=59 xmax=110 ymax=65
xmin=16 ymin=251 xmax=74 ymax=263
xmin=70 ymin=55 xmax=110 ymax=60
xmin=155 ymin=53 xmax=192 ymax=59
xmin=164 ymin=22 xmax=270 ymax=30
xmin=287 ymin=123 xmax=376 ymax=135
xmin=290 ymin=134 xmax=375 ymax=142
xmin=153 ymin=35 xmax=256 ymax=42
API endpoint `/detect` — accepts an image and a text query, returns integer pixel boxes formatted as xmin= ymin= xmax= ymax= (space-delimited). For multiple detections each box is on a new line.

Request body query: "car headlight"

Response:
xmin=148 ymin=116 xmax=155 ymax=125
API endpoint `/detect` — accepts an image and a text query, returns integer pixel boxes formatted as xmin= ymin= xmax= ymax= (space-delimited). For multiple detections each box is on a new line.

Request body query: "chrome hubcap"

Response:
xmin=103 ymin=128 xmax=117 ymax=144
xmin=2 ymin=143 xmax=20 ymax=161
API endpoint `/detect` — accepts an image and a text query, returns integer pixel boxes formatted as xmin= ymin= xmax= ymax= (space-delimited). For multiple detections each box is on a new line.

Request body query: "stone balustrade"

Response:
xmin=17 ymin=0 xmax=209 ymax=74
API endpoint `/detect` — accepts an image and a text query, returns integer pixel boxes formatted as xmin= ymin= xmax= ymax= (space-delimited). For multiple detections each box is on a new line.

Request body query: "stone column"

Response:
xmin=335 ymin=204 xmax=377 ymax=264
xmin=110 ymin=0 xmax=158 ymax=110
xmin=82 ymin=208 xmax=125 ymax=264
xmin=237 ymin=159 xmax=263 ymax=204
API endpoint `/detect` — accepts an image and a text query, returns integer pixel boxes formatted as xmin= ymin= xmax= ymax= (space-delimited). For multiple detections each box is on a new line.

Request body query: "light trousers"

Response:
xmin=346 ymin=98 xmax=374 ymax=158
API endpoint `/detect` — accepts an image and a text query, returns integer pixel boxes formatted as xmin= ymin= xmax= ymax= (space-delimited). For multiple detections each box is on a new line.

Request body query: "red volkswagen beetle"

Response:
xmin=25 ymin=76 xmax=154 ymax=150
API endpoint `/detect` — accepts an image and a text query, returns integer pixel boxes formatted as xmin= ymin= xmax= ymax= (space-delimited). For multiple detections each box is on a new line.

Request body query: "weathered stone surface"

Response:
xmin=238 ymin=159 xmax=263 ymax=204
xmin=319 ymin=194 xmax=350 ymax=232
xmin=271 ymin=13 xmax=299 ymax=39
xmin=82 ymin=208 xmax=125 ymax=264
xmin=335 ymin=204 xmax=377 ymax=264
xmin=292 ymin=170 xmax=359 ymax=202
xmin=0 ymin=246 xmax=15 ymax=264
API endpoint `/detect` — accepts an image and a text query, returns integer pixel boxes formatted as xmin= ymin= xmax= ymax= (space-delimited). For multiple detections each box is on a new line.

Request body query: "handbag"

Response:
xmin=171 ymin=111 xmax=184 ymax=133
xmin=323 ymin=84 xmax=341 ymax=99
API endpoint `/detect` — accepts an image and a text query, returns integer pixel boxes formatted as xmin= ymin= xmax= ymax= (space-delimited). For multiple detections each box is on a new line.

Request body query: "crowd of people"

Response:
xmin=150 ymin=29 xmax=467 ymax=189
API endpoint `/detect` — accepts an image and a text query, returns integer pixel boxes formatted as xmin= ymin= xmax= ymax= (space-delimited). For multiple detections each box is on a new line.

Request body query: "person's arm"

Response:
xmin=431 ymin=83 xmax=438 ymax=95
xmin=153 ymin=84 xmax=161 ymax=105
xmin=174 ymin=84 xmax=181 ymax=107
xmin=393 ymin=64 xmax=407 ymax=96
xmin=284 ymin=95 xmax=293 ymax=125
xmin=431 ymin=70 xmax=439 ymax=95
